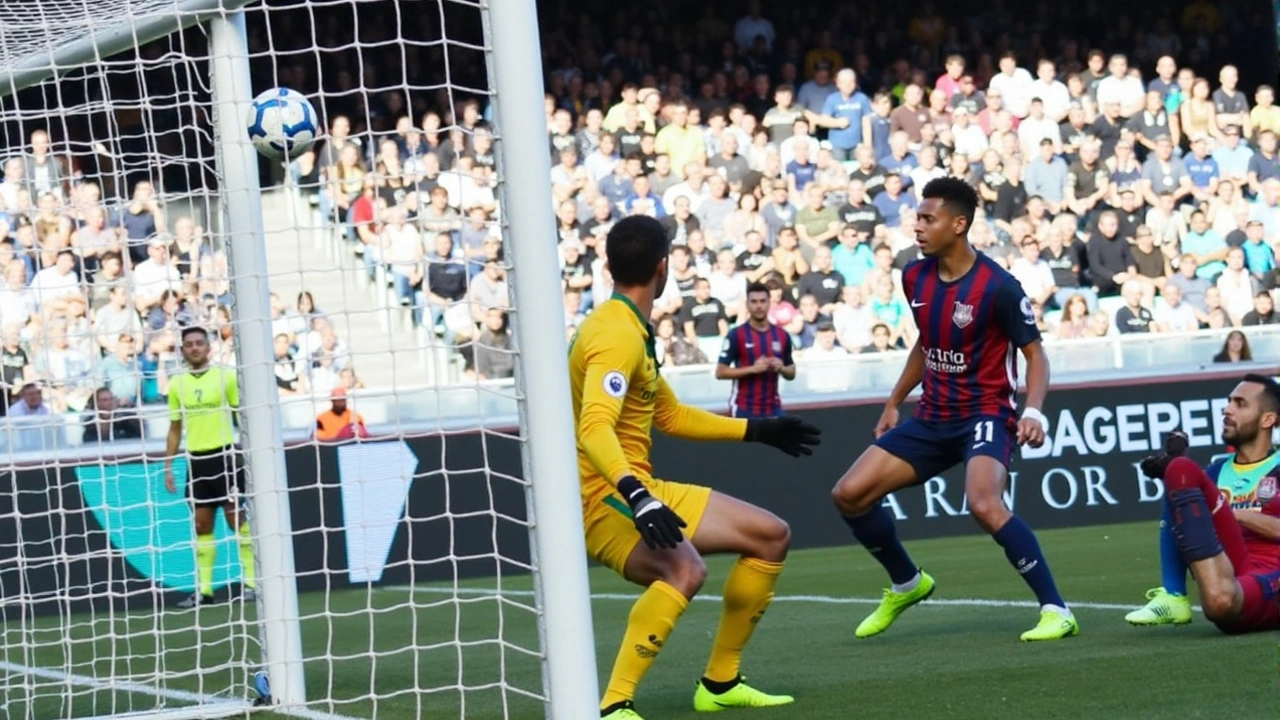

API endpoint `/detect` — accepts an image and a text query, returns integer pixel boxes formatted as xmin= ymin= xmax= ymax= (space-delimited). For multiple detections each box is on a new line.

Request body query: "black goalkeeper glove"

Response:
xmin=744 ymin=415 xmax=823 ymax=457
xmin=617 ymin=476 xmax=687 ymax=550
xmin=1140 ymin=431 xmax=1190 ymax=480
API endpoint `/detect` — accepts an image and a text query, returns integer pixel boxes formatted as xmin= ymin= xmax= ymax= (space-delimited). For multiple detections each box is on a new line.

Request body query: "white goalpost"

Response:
xmin=0 ymin=0 xmax=597 ymax=718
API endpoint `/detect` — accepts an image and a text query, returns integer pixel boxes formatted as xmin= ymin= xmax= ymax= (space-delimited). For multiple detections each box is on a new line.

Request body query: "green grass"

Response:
xmin=3 ymin=521 xmax=1274 ymax=719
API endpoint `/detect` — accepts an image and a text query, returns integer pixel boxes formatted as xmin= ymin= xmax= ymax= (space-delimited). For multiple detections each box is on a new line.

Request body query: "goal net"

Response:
xmin=0 ymin=1 xmax=595 ymax=718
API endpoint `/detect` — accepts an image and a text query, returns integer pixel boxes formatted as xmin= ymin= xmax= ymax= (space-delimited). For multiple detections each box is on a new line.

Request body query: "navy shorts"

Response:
xmin=874 ymin=415 xmax=1016 ymax=483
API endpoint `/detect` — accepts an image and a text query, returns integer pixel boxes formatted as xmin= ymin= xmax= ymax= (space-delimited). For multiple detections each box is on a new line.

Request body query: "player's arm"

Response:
xmin=577 ymin=331 xmax=687 ymax=549
xmin=576 ymin=336 xmax=641 ymax=486
xmin=1233 ymin=510 xmax=1280 ymax=541
xmin=887 ymin=337 xmax=926 ymax=408
xmin=997 ymin=281 xmax=1051 ymax=446
xmin=164 ymin=381 xmax=183 ymax=465
xmin=777 ymin=333 xmax=797 ymax=380
xmin=654 ymin=377 xmax=819 ymax=456
xmin=715 ymin=332 xmax=765 ymax=380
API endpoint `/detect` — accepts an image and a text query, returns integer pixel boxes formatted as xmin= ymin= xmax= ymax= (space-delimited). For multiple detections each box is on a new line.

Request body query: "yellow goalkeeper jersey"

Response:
xmin=569 ymin=293 xmax=746 ymax=503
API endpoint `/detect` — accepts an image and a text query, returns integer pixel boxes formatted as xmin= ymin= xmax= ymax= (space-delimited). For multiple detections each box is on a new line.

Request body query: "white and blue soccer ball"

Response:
xmin=246 ymin=87 xmax=317 ymax=161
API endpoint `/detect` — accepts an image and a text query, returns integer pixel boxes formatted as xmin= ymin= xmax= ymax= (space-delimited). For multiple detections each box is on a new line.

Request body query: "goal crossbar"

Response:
xmin=0 ymin=0 xmax=253 ymax=96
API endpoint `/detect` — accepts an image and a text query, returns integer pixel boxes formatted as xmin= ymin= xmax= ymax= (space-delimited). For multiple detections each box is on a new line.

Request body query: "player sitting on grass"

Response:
xmin=1126 ymin=375 xmax=1280 ymax=633
xmin=830 ymin=177 xmax=1077 ymax=642
xmin=570 ymin=215 xmax=821 ymax=719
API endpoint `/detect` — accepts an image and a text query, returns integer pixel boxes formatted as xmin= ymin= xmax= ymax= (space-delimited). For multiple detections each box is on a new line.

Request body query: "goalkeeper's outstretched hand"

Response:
xmin=1140 ymin=431 xmax=1190 ymax=480
xmin=617 ymin=476 xmax=687 ymax=550
xmin=745 ymin=415 xmax=823 ymax=457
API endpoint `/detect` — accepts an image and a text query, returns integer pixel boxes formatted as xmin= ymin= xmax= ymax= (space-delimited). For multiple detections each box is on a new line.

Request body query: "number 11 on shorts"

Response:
xmin=973 ymin=420 xmax=994 ymax=448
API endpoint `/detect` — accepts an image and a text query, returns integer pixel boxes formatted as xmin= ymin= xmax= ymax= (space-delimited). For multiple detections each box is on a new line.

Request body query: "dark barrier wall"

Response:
xmin=0 ymin=371 xmax=1255 ymax=615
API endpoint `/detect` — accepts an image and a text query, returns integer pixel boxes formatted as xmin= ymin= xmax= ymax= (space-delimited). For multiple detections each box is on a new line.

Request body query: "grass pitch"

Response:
xmin=3 ymin=521 xmax=1272 ymax=719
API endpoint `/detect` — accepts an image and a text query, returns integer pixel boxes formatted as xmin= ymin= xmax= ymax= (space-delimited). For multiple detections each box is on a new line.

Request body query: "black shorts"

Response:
xmin=187 ymin=447 xmax=246 ymax=507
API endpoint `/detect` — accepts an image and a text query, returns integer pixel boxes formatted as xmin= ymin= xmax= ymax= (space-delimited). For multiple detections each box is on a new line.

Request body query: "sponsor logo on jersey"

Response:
xmin=952 ymin=301 xmax=974 ymax=329
xmin=923 ymin=347 xmax=970 ymax=374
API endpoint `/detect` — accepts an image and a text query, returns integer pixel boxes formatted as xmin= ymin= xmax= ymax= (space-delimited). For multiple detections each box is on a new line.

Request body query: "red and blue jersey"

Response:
xmin=718 ymin=322 xmax=793 ymax=418
xmin=902 ymin=253 xmax=1041 ymax=424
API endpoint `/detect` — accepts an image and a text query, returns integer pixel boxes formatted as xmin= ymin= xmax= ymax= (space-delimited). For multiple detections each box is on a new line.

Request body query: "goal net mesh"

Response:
xmin=0 ymin=1 xmax=552 ymax=718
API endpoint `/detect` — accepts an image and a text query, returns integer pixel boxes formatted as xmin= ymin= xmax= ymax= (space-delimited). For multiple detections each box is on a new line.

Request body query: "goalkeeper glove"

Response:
xmin=744 ymin=415 xmax=822 ymax=457
xmin=617 ymin=476 xmax=687 ymax=550
xmin=1140 ymin=431 xmax=1190 ymax=480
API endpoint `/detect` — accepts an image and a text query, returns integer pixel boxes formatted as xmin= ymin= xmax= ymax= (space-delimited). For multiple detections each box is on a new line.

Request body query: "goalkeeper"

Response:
xmin=1126 ymin=374 xmax=1280 ymax=634
xmin=571 ymin=215 xmax=821 ymax=719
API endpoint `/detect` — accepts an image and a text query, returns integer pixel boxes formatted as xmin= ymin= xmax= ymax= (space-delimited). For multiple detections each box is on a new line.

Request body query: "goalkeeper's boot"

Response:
xmin=1125 ymin=588 xmax=1193 ymax=626
xmin=1020 ymin=607 xmax=1080 ymax=641
xmin=600 ymin=700 xmax=645 ymax=719
xmin=692 ymin=676 xmax=794 ymax=712
xmin=175 ymin=592 xmax=214 ymax=609
xmin=854 ymin=570 xmax=936 ymax=638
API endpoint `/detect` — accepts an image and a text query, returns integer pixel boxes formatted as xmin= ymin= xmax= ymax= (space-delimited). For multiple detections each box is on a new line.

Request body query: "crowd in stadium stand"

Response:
xmin=0 ymin=130 xmax=362 ymax=445
xmin=294 ymin=0 xmax=1276 ymax=373
xmin=0 ymin=0 xmax=1272 ymax=445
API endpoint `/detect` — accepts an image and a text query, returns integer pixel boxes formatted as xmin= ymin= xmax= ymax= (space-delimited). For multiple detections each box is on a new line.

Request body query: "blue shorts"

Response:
xmin=874 ymin=415 xmax=1016 ymax=483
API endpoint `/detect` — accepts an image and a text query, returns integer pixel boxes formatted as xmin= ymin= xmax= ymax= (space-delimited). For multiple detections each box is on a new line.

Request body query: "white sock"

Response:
xmin=891 ymin=571 xmax=921 ymax=594
xmin=1042 ymin=603 xmax=1071 ymax=618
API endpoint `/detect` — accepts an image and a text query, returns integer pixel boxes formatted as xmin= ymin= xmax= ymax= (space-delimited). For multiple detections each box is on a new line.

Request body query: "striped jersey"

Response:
xmin=718 ymin=322 xmax=793 ymax=418
xmin=1207 ymin=451 xmax=1280 ymax=572
xmin=902 ymin=253 xmax=1040 ymax=423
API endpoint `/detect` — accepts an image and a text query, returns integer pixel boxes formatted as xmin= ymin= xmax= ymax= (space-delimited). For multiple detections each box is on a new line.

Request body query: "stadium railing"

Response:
xmin=9 ymin=324 xmax=1278 ymax=463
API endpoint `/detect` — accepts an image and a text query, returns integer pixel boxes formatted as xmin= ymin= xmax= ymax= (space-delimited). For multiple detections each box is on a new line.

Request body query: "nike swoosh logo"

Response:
xmin=973 ymin=442 xmax=987 ymax=449
xmin=910 ymin=300 xmax=926 ymax=308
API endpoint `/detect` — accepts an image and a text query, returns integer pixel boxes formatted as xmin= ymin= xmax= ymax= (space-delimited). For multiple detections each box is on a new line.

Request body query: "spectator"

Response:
xmin=872 ymin=173 xmax=917 ymax=228
xmin=1129 ymin=226 xmax=1171 ymax=299
xmin=1115 ymin=280 xmax=1155 ymax=334
xmin=274 ymin=333 xmax=304 ymax=395
xmin=1241 ymin=291 xmax=1278 ymax=326
xmin=1009 ymin=237 xmax=1057 ymax=309
xmin=8 ymin=382 xmax=52 ymax=450
xmin=680 ymin=277 xmax=728 ymax=345
xmin=467 ymin=259 xmax=508 ymax=324
xmin=98 ymin=334 xmax=141 ymax=406
xmin=81 ymin=387 xmax=142 ymax=443
xmin=1247 ymin=131 xmax=1280 ymax=195
xmin=1025 ymin=139 xmax=1068 ymax=213
xmin=861 ymin=322 xmax=895 ymax=354
xmin=654 ymin=313 xmax=707 ymax=367
xmin=1182 ymin=210 xmax=1229 ymax=282
xmin=1212 ymin=330 xmax=1252 ymax=363
xmin=471 ymin=308 xmax=514 ymax=381
xmin=1086 ymin=211 xmax=1135 ymax=296
xmin=1215 ymin=246 xmax=1257 ymax=325
xmin=424 ymin=232 xmax=469 ymax=339
xmin=709 ymin=248 xmax=748 ymax=323
xmin=1153 ymin=283 xmax=1200 ymax=333
xmin=1055 ymin=293 xmax=1092 ymax=339
xmin=315 ymin=387 xmax=369 ymax=441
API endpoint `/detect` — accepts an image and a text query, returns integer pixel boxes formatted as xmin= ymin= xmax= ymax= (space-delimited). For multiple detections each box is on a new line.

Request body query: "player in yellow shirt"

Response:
xmin=573 ymin=216 xmax=821 ymax=719
xmin=164 ymin=326 xmax=256 ymax=608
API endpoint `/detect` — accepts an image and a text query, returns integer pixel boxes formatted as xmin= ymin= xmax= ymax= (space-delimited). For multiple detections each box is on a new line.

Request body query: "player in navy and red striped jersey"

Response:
xmin=715 ymin=283 xmax=796 ymax=418
xmin=831 ymin=177 xmax=1078 ymax=642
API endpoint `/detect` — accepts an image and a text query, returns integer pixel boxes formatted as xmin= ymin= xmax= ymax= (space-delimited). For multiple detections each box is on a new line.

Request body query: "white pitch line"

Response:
xmin=383 ymin=585 xmax=1203 ymax=613
xmin=0 ymin=660 xmax=369 ymax=720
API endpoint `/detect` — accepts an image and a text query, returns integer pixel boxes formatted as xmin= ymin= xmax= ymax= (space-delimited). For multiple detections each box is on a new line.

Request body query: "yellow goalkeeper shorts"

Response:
xmin=583 ymin=478 xmax=713 ymax=575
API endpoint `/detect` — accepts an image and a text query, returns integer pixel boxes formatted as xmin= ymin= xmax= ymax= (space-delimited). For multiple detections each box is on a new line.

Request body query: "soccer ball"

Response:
xmin=246 ymin=87 xmax=318 ymax=161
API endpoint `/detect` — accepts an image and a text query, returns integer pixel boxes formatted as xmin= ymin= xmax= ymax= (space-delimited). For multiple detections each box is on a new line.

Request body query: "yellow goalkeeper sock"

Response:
xmin=195 ymin=533 xmax=216 ymax=597
xmin=703 ymin=557 xmax=783 ymax=683
xmin=238 ymin=522 xmax=256 ymax=591
xmin=600 ymin=580 xmax=688 ymax=709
